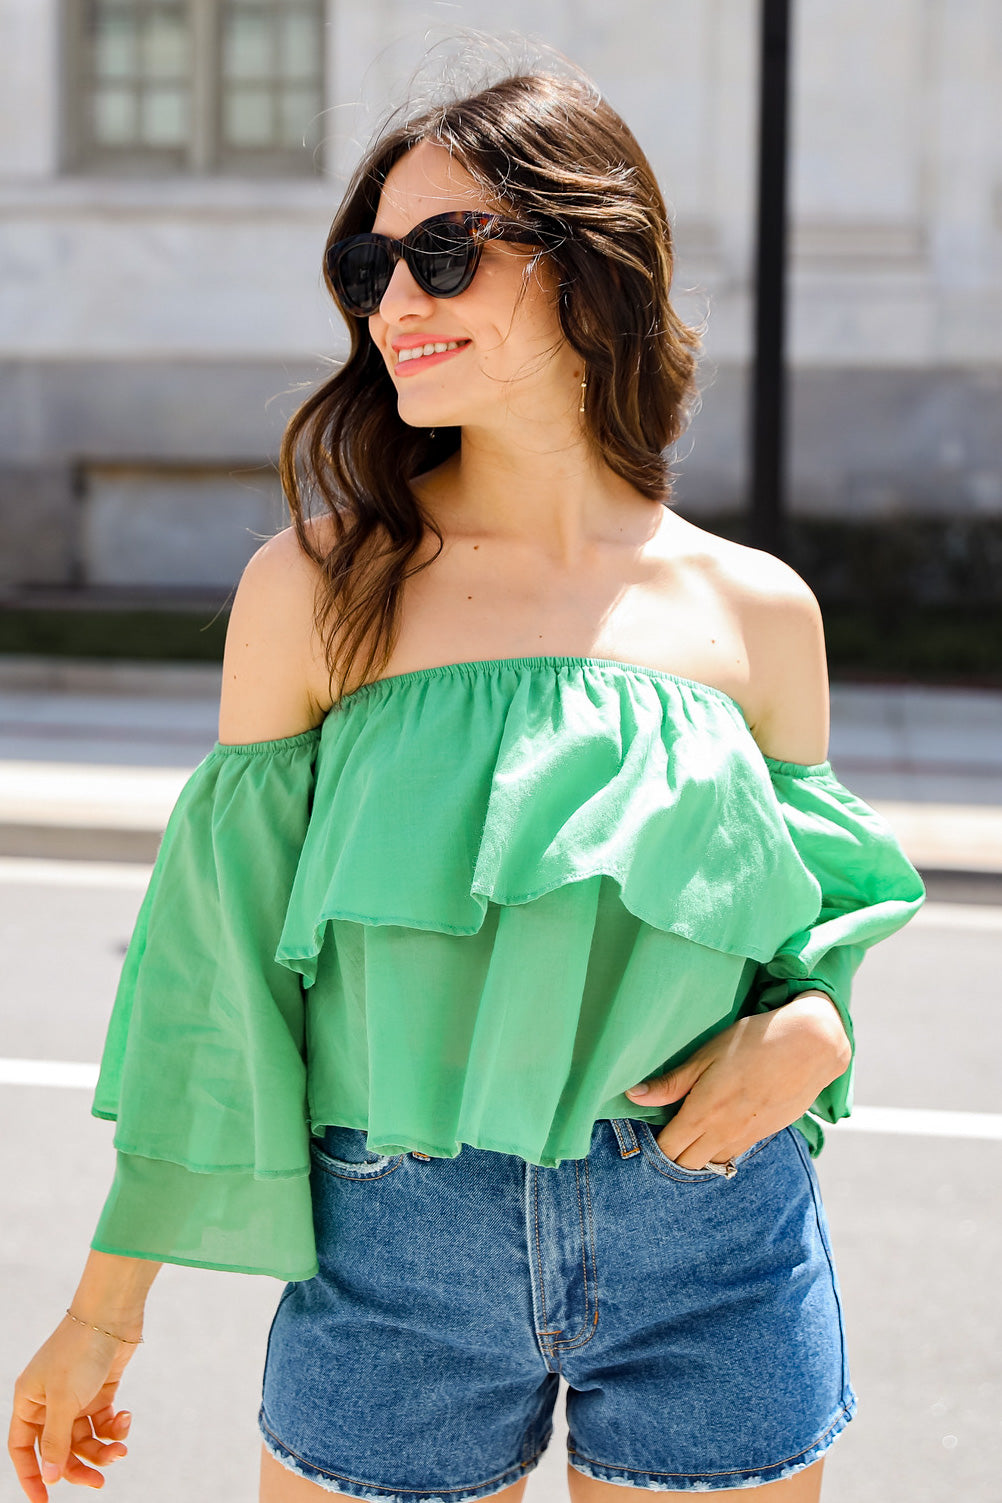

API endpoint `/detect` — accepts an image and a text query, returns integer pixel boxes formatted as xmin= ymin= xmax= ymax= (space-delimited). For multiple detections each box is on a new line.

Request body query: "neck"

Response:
xmin=427 ymin=424 xmax=662 ymax=572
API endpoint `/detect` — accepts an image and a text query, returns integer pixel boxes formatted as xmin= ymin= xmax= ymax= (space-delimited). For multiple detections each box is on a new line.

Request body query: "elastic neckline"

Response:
xmin=334 ymin=655 xmax=750 ymax=721
xmin=209 ymin=658 xmax=833 ymax=778
xmin=337 ymin=657 xmax=833 ymax=776
xmin=213 ymin=725 xmax=324 ymax=755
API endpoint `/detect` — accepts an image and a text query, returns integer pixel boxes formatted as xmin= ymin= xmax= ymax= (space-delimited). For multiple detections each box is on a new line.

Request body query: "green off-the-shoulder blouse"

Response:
xmin=89 ymin=656 xmax=927 ymax=1282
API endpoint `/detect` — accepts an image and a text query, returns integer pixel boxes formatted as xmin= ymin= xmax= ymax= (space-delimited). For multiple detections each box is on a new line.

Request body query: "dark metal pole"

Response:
xmin=749 ymin=0 xmax=792 ymax=557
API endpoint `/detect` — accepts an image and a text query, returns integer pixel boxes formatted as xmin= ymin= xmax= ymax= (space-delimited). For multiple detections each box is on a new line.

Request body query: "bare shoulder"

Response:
xmin=217 ymin=519 xmax=336 ymax=745
xmin=680 ymin=519 xmax=830 ymax=766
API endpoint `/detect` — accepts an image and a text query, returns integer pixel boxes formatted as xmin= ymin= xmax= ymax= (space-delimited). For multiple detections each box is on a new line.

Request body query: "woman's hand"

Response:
xmin=625 ymin=991 xmax=852 ymax=1170
xmin=8 ymin=1315 xmax=137 ymax=1499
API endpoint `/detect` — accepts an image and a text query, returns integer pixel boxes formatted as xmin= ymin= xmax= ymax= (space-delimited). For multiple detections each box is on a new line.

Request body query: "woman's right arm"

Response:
xmin=8 ymin=527 xmax=331 ymax=1499
xmin=9 ymin=1251 xmax=160 ymax=1498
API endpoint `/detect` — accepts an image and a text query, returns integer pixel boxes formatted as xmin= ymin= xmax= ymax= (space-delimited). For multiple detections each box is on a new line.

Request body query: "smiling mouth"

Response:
xmin=394 ymin=339 xmax=471 ymax=373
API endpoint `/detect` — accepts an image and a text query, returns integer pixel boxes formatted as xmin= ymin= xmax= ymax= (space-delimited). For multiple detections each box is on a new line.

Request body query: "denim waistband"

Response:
xmin=407 ymin=1118 xmax=641 ymax=1163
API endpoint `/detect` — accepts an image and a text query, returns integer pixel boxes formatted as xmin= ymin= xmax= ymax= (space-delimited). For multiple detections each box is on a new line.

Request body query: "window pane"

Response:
xmin=92 ymin=85 xmax=137 ymax=144
xmin=93 ymin=11 xmax=136 ymax=80
xmin=278 ymin=10 xmax=320 ymax=81
xmin=222 ymin=8 xmax=273 ymax=80
xmin=223 ymin=86 xmax=275 ymax=145
xmin=277 ymin=84 xmax=321 ymax=148
xmin=141 ymin=85 xmax=188 ymax=144
xmin=140 ymin=8 xmax=188 ymax=79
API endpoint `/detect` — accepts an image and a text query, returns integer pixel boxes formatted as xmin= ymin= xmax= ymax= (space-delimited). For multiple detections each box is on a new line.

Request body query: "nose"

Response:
xmin=377 ymin=254 xmax=436 ymax=322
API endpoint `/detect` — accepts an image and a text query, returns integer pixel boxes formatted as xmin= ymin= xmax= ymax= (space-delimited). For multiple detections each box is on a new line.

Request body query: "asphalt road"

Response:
xmin=2 ymin=858 xmax=1000 ymax=1503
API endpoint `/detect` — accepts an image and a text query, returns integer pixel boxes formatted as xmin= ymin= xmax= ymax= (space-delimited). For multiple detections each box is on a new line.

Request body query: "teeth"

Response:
xmin=397 ymin=340 xmax=466 ymax=363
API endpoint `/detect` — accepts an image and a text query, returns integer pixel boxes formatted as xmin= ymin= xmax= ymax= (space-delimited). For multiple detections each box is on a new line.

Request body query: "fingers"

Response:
xmin=68 ymin=1408 xmax=130 ymax=1471
xmin=88 ymin=1404 xmax=131 ymax=1446
xmin=8 ymin=1412 xmax=49 ymax=1503
xmin=626 ymin=1053 xmax=706 ymax=1106
xmin=37 ymin=1400 xmax=76 ymax=1487
xmin=653 ymin=1117 xmax=745 ymax=1169
xmin=37 ymin=1408 xmax=129 ymax=1491
xmin=657 ymin=1128 xmax=715 ymax=1169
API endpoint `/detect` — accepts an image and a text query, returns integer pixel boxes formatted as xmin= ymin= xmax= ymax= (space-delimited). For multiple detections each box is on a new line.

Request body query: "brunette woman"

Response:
xmin=9 ymin=66 xmax=924 ymax=1502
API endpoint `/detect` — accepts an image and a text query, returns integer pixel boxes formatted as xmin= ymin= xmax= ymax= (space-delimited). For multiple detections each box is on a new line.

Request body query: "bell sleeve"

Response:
xmin=746 ymin=753 xmax=927 ymax=1154
xmin=89 ymin=726 xmax=323 ymax=1281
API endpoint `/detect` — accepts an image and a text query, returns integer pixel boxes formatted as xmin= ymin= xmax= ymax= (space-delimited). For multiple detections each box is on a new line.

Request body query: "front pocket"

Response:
xmin=637 ymin=1121 xmax=779 ymax=1182
xmin=309 ymin=1125 xmax=406 ymax=1180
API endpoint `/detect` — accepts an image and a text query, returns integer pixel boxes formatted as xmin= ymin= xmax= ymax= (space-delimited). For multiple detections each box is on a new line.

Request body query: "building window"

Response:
xmin=64 ymin=0 xmax=326 ymax=175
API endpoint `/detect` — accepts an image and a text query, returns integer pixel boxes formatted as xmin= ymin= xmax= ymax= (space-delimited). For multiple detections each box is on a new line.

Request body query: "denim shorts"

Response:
xmin=258 ymin=1118 xmax=855 ymax=1497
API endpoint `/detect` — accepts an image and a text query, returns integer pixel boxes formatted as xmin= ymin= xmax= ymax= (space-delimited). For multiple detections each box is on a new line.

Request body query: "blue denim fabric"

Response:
xmin=259 ymin=1119 xmax=855 ymax=1497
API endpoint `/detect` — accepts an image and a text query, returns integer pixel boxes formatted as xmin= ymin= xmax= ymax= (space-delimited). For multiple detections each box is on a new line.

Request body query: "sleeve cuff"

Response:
xmin=90 ymin=1151 xmax=318 ymax=1283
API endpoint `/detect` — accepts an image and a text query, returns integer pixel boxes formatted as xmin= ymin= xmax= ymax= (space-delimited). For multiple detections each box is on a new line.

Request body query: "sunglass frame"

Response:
xmin=325 ymin=210 xmax=546 ymax=317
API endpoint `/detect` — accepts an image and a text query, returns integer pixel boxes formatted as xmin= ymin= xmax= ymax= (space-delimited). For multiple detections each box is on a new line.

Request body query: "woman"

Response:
xmin=9 ymin=68 xmax=925 ymax=1502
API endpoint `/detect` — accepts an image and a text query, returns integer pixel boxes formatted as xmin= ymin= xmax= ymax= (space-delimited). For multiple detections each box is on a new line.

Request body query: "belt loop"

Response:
xmin=611 ymin=1118 xmax=640 ymax=1157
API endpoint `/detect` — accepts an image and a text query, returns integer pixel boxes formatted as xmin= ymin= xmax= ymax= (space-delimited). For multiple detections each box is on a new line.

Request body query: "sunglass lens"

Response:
xmin=410 ymin=218 xmax=478 ymax=296
xmin=335 ymin=243 xmax=391 ymax=315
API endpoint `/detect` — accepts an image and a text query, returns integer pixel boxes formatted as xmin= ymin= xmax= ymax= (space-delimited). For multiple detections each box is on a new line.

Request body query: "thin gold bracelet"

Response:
xmin=65 ymin=1308 xmax=144 ymax=1344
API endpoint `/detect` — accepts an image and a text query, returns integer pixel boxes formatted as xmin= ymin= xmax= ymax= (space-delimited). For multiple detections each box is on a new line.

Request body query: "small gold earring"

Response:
xmin=429 ymin=428 xmax=436 ymax=439
xmin=579 ymin=374 xmax=587 ymax=414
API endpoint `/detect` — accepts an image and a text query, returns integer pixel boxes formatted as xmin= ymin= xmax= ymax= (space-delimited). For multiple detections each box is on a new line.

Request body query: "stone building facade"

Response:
xmin=1 ymin=0 xmax=1000 ymax=595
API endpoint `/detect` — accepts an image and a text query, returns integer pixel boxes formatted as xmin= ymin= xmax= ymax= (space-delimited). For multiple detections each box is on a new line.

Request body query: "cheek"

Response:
xmin=469 ymin=270 xmax=561 ymax=362
xmin=507 ymin=266 xmax=564 ymax=349
xmin=367 ymin=316 xmax=390 ymax=362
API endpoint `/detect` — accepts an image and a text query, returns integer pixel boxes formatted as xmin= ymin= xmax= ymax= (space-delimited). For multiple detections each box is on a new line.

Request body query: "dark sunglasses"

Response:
xmin=325 ymin=210 xmax=547 ymax=317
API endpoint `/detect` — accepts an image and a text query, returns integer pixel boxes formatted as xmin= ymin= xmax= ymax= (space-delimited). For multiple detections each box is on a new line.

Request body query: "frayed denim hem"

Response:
xmin=566 ymin=1389 xmax=857 ymax=1493
xmin=258 ymin=1406 xmax=551 ymax=1502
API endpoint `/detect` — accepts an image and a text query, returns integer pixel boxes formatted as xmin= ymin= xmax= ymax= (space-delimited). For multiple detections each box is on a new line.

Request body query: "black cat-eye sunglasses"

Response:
xmin=324 ymin=210 xmax=550 ymax=318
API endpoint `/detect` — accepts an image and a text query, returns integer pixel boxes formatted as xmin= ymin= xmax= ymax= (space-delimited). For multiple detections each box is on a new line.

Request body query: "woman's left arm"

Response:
xmin=625 ymin=990 xmax=852 ymax=1168
xmin=627 ymin=561 xmax=918 ymax=1169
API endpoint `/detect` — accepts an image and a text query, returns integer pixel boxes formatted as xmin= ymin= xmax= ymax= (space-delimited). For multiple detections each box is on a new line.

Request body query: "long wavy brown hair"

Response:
xmin=280 ymin=70 xmax=702 ymax=704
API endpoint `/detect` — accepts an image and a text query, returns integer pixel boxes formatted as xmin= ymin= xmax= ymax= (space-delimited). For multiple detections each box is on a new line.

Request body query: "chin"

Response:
xmin=398 ymin=405 xmax=461 ymax=430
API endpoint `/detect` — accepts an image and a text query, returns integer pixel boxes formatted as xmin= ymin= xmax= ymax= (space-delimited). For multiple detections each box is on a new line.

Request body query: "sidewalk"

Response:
xmin=1 ymin=655 xmax=1000 ymax=881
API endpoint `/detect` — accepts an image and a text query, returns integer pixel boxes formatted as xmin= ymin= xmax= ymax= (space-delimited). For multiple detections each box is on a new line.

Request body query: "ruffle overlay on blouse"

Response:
xmin=89 ymin=658 xmax=926 ymax=1281
xmin=275 ymin=662 xmax=829 ymax=969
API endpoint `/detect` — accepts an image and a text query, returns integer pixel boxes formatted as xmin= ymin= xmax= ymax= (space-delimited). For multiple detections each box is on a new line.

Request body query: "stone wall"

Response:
xmin=1 ymin=0 xmax=1000 ymax=596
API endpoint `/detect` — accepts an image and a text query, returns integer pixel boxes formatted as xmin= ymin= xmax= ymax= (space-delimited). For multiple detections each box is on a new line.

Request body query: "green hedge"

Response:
xmin=0 ymin=607 xmax=229 ymax=662
xmin=2 ymin=515 xmax=1000 ymax=685
xmin=0 ymin=601 xmax=999 ymax=685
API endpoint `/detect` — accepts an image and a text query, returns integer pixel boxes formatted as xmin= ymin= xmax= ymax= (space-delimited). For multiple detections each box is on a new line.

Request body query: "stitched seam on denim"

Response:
xmin=261 ymin=1411 xmax=541 ymax=1493
xmin=552 ymin=1158 xmax=600 ymax=1353
xmin=583 ymin=1154 xmax=600 ymax=1336
xmin=550 ymin=1161 xmax=597 ymax=1351
xmin=612 ymin=1117 xmax=640 ymax=1156
xmin=530 ymin=1166 xmax=558 ymax=1365
xmin=565 ymin=1397 xmax=855 ymax=1481
xmin=787 ymin=1124 xmax=850 ymax=1395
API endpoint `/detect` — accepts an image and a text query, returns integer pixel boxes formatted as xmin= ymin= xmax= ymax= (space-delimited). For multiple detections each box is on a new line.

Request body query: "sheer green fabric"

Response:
xmin=90 ymin=657 xmax=926 ymax=1281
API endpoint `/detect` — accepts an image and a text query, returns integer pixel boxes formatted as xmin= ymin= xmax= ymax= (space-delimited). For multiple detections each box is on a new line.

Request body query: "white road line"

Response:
xmin=0 ymin=857 xmax=153 ymax=887
xmin=827 ymin=1106 xmax=1002 ymax=1140
xmin=910 ymin=902 xmax=1002 ymax=932
xmin=1 ymin=1059 xmax=1001 ymax=1142
xmin=2 ymin=1059 xmax=100 ymax=1088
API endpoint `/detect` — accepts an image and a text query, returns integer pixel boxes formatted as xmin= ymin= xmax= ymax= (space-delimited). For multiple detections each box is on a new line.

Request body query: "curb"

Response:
xmin=0 ymin=825 xmax=165 ymax=863
xmin=0 ymin=654 xmax=222 ymax=697
xmin=917 ymin=869 xmax=1002 ymax=905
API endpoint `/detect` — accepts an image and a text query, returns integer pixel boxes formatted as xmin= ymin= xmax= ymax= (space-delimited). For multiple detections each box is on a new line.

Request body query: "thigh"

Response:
xmin=258 ymin=1126 xmax=559 ymax=1502
xmin=562 ymin=1123 xmax=855 ymax=1492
